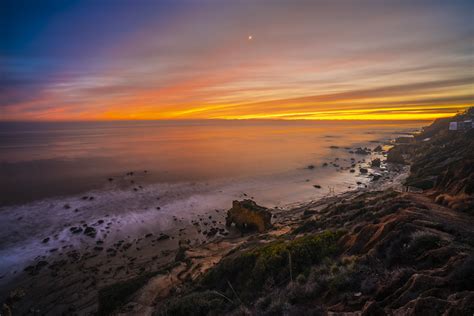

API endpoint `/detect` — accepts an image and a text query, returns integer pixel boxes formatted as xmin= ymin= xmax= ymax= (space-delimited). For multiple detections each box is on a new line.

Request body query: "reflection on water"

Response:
xmin=0 ymin=120 xmax=424 ymax=205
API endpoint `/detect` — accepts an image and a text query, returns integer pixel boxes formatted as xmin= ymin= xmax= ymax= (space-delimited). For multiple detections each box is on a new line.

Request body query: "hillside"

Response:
xmin=143 ymin=109 xmax=474 ymax=316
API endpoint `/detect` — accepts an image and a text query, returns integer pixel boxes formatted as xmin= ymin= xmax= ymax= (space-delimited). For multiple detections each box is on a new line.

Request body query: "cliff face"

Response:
xmin=405 ymin=108 xmax=474 ymax=213
xmin=160 ymin=190 xmax=474 ymax=316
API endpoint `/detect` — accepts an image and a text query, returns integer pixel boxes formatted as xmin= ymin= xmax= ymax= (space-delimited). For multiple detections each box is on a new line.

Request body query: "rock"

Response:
xmin=373 ymin=145 xmax=383 ymax=152
xmin=24 ymin=260 xmax=49 ymax=275
xmin=225 ymin=200 xmax=272 ymax=233
xmin=42 ymin=237 xmax=50 ymax=243
xmin=387 ymin=147 xmax=406 ymax=164
xmin=361 ymin=300 xmax=385 ymax=316
xmin=83 ymin=226 xmax=97 ymax=238
xmin=329 ymin=146 xmax=339 ymax=149
xmin=350 ymin=169 xmax=355 ymax=173
xmin=313 ymin=185 xmax=322 ymax=189
xmin=307 ymin=165 xmax=315 ymax=169
xmin=206 ymin=227 xmax=219 ymax=237
xmin=371 ymin=173 xmax=382 ymax=181
xmin=355 ymin=147 xmax=371 ymax=155
xmin=70 ymin=227 xmax=83 ymax=234
xmin=371 ymin=158 xmax=381 ymax=167
xmin=360 ymin=168 xmax=368 ymax=174
xmin=157 ymin=234 xmax=170 ymax=241
xmin=322 ymin=162 xmax=328 ymax=167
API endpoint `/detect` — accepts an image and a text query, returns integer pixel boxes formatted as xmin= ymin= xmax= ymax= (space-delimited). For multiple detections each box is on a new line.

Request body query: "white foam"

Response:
xmin=0 ymin=156 xmax=372 ymax=287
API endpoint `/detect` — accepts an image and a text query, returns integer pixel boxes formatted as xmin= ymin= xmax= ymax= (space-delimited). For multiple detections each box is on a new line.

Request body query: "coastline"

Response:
xmin=5 ymin=112 xmax=472 ymax=315
xmin=0 ymin=137 xmax=409 ymax=315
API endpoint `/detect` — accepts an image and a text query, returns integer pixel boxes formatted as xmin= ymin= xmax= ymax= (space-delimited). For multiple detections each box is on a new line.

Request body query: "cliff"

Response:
xmin=405 ymin=108 xmax=474 ymax=213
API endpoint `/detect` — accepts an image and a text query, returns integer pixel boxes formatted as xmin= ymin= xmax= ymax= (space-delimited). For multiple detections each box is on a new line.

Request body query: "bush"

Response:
xmin=202 ymin=230 xmax=344 ymax=301
xmin=98 ymin=272 xmax=157 ymax=316
xmin=165 ymin=291 xmax=232 ymax=316
xmin=406 ymin=231 xmax=442 ymax=259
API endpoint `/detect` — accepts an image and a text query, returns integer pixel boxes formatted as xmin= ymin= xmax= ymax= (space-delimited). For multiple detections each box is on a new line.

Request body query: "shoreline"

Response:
xmin=0 ymin=143 xmax=408 ymax=314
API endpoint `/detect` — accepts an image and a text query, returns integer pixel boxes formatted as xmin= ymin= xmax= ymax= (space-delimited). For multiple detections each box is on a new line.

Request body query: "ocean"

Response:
xmin=0 ymin=119 xmax=424 ymax=283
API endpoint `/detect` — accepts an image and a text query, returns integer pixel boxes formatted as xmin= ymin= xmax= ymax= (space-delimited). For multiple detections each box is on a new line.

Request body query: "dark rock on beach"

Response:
xmin=69 ymin=227 xmax=83 ymax=234
xmin=83 ymin=226 xmax=97 ymax=238
xmin=225 ymin=199 xmax=272 ymax=233
xmin=373 ymin=145 xmax=383 ymax=152
xmin=355 ymin=147 xmax=371 ymax=155
xmin=371 ymin=158 xmax=381 ymax=167
xmin=157 ymin=234 xmax=170 ymax=241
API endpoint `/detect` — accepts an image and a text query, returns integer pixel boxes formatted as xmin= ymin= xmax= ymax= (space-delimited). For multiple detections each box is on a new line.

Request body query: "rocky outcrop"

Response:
xmin=158 ymin=189 xmax=474 ymax=316
xmin=225 ymin=200 xmax=272 ymax=232
xmin=387 ymin=146 xmax=408 ymax=164
xmin=371 ymin=158 xmax=381 ymax=167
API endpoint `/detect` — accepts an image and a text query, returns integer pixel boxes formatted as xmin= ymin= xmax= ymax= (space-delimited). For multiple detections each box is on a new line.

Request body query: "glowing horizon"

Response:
xmin=1 ymin=1 xmax=473 ymax=121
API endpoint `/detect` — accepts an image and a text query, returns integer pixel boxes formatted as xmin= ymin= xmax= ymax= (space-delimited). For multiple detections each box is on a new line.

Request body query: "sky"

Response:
xmin=1 ymin=0 xmax=473 ymax=121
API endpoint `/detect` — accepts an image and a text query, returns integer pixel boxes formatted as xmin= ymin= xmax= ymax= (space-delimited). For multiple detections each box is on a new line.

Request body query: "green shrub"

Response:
xmin=406 ymin=231 xmax=442 ymax=259
xmin=165 ymin=291 xmax=232 ymax=316
xmin=202 ymin=230 xmax=344 ymax=301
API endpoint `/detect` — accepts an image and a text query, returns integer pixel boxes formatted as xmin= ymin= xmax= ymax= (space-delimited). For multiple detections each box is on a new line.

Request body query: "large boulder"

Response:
xmin=371 ymin=158 xmax=381 ymax=167
xmin=225 ymin=200 xmax=272 ymax=233
xmin=387 ymin=147 xmax=406 ymax=164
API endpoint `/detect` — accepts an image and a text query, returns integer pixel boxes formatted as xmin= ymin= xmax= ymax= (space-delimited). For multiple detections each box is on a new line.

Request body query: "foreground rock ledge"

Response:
xmin=225 ymin=199 xmax=272 ymax=233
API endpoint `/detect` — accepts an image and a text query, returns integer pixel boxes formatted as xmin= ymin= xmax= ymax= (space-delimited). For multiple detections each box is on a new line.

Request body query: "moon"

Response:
xmin=248 ymin=35 xmax=253 ymax=40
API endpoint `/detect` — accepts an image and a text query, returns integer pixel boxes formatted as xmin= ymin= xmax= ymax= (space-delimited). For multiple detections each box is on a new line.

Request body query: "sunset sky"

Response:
xmin=1 ymin=0 xmax=473 ymax=121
